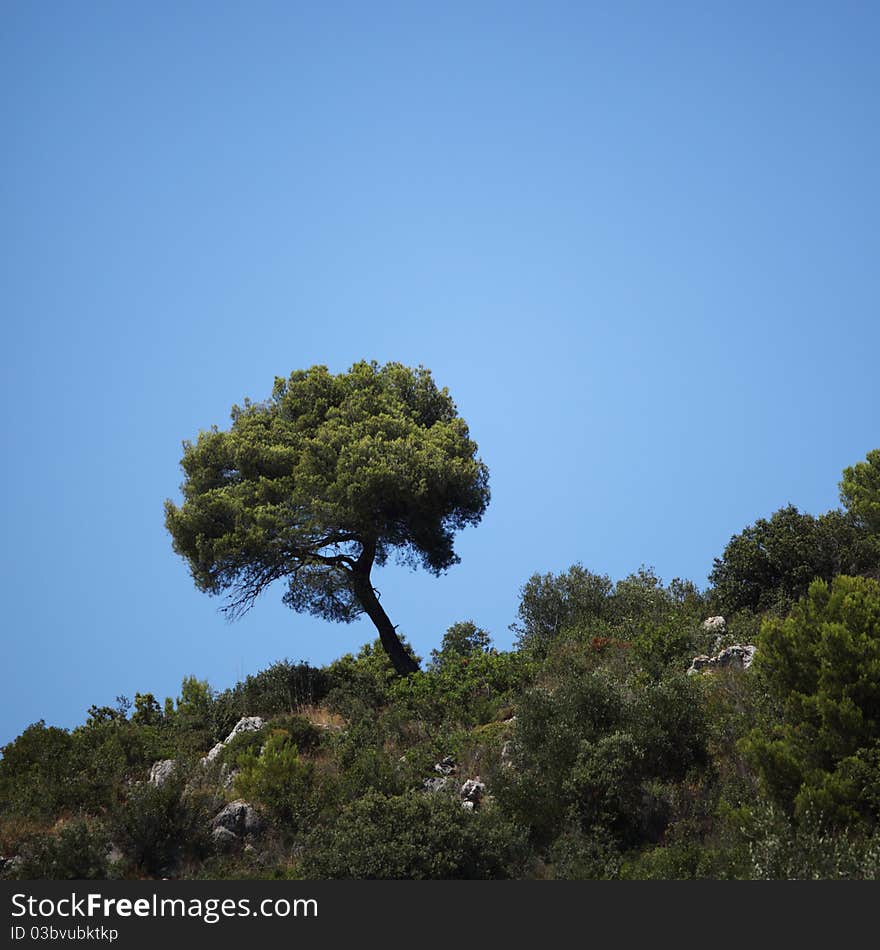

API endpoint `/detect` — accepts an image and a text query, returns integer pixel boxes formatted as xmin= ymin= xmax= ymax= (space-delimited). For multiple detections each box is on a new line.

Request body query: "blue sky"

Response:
xmin=2 ymin=2 xmax=878 ymax=746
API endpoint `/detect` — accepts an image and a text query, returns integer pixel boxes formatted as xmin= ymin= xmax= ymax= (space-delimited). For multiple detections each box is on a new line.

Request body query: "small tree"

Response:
xmin=840 ymin=449 xmax=880 ymax=535
xmin=165 ymin=361 xmax=489 ymax=674
xmin=743 ymin=575 xmax=880 ymax=825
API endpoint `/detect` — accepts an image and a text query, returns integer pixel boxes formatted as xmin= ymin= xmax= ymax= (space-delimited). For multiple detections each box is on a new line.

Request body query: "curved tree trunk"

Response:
xmin=351 ymin=540 xmax=420 ymax=675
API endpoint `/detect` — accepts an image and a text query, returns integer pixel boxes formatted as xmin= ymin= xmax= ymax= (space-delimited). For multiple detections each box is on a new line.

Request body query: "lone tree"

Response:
xmin=164 ymin=361 xmax=489 ymax=674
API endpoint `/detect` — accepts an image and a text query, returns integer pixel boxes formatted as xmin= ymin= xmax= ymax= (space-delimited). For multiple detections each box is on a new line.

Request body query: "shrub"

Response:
xmin=324 ymin=639 xmax=413 ymax=718
xmin=233 ymin=734 xmax=313 ymax=831
xmin=495 ymin=653 xmax=708 ymax=856
xmin=212 ymin=661 xmax=332 ymax=735
xmin=742 ymin=804 xmax=880 ymax=879
xmin=11 ymin=819 xmax=111 ymax=880
xmin=709 ymin=506 xmax=878 ymax=616
xmin=742 ymin=575 xmax=880 ymax=826
xmin=301 ymin=790 xmax=529 ymax=879
xmin=429 ymin=621 xmax=493 ymax=670
xmin=108 ymin=777 xmax=211 ymax=876
xmin=0 ymin=722 xmax=77 ymax=819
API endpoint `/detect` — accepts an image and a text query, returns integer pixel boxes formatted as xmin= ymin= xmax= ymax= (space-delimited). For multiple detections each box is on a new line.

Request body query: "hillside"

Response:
xmin=2 ymin=452 xmax=879 ymax=880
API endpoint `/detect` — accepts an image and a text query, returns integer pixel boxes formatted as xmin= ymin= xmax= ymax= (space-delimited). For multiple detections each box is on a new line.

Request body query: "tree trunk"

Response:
xmin=351 ymin=541 xmax=420 ymax=675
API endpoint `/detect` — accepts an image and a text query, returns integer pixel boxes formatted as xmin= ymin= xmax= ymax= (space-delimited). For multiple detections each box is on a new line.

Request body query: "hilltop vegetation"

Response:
xmin=2 ymin=450 xmax=879 ymax=879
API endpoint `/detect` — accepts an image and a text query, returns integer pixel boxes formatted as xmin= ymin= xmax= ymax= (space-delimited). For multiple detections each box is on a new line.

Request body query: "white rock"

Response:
xmin=223 ymin=716 xmax=265 ymax=744
xmin=688 ymin=644 xmax=756 ymax=676
xmin=148 ymin=759 xmax=176 ymax=787
xmin=211 ymin=799 xmax=264 ymax=836
xmin=201 ymin=716 xmax=266 ymax=766
xmin=460 ymin=778 xmax=486 ymax=806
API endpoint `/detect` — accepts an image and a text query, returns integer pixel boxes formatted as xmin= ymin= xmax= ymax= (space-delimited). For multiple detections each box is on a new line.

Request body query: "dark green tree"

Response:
xmin=165 ymin=361 xmax=489 ymax=674
xmin=709 ymin=505 xmax=878 ymax=616
xmin=840 ymin=449 xmax=880 ymax=536
xmin=429 ymin=620 xmax=492 ymax=670
xmin=743 ymin=575 xmax=880 ymax=826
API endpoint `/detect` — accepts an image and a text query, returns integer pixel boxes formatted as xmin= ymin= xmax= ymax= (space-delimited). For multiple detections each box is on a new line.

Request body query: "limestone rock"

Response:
xmin=434 ymin=756 xmax=457 ymax=776
xmin=701 ymin=616 xmax=727 ymax=634
xmin=460 ymin=778 xmax=486 ymax=808
xmin=201 ymin=716 xmax=266 ymax=766
xmin=148 ymin=759 xmax=176 ymax=787
xmin=688 ymin=644 xmax=756 ymax=676
xmin=224 ymin=716 xmax=265 ymax=743
xmin=211 ymin=799 xmax=264 ymax=837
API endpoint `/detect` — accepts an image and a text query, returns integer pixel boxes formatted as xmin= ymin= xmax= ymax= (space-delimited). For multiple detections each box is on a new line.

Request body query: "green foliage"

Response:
xmin=840 ymin=448 xmax=880 ymax=535
xmin=212 ymin=660 xmax=331 ymax=735
xmin=429 ymin=620 xmax=493 ymax=670
xmin=391 ymin=650 xmax=529 ymax=729
xmin=0 ymin=723 xmax=77 ymax=818
xmin=742 ymin=804 xmax=880 ymax=879
xmin=233 ymin=734 xmax=313 ymax=829
xmin=268 ymin=714 xmax=324 ymax=755
xmin=217 ymin=726 xmax=268 ymax=770
xmin=513 ymin=564 xmax=704 ymax=672
xmin=619 ymin=841 xmax=738 ymax=880
xmin=11 ymin=820 xmax=112 ymax=880
xmin=86 ymin=695 xmax=131 ymax=726
xmin=324 ymin=718 xmax=406 ymax=803
xmin=301 ymin=790 xmax=529 ymax=879
xmin=710 ymin=505 xmax=879 ymax=617
xmin=742 ymin=575 xmax=880 ymax=826
xmin=109 ymin=777 xmax=211 ymax=876
xmin=325 ymin=639 xmax=410 ymax=717
xmin=164 ymin=361 xmax=489 ymax=672
xmin=69 ymin=719 xmax=168 ymax=812
xmin=513 ymin=564 xmax=613 ymax=656
xmin=495 ymin=657 xmax=708 ymax=862
xmin=132 ymin=693 xmax=163 ymax=727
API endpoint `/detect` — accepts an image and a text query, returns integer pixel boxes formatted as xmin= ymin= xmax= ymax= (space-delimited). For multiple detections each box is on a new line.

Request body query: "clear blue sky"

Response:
xmin=2 ymin=2 xmax=878 ymax=746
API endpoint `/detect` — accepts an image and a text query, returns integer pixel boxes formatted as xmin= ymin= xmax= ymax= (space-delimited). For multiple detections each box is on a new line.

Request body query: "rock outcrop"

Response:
xmin=210 ymin=799 xmax=264 ymax=850
xmin=433 ymin=756 xmax=457 ymax=776
xmin=460 ymin=778 xmax=486 ymax=810
xmin=688 ymin=644 xmax=756 ymax=676
xmin=202 ymin=716 xmax=266 ymax=765
xmin=148 ymin=759 xmax=176 ymax=787
xmin=701 ymin=616 xmax=727 ymax=635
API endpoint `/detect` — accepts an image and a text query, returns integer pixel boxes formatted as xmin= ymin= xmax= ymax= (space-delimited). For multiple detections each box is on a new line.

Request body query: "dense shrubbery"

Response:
xmin=2 ymin=451 xmax=878 ymax=879
xmin=300 ymin=790 xmax=529 ymax=879
xmin=743 ymin=575 xmax=880 ymax=826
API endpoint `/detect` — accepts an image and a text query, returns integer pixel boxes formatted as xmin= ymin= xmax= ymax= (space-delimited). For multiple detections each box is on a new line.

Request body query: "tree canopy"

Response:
xmin=165 ymin=361 xmax=490 ymax=673
xmin=841 ymin=449 xmax=880 ymax=536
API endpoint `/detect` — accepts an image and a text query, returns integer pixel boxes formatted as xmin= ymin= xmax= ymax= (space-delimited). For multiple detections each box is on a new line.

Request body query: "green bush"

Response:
xmin=390 ymin=650 xmax=528 ymax=729
xmin=108 ymin=777 xmax=211 ymax=876
xmin=0 ymin=723 xmax=77 ymax=819
xmin=742 ymin=575 xmax=880 ymax=826
xmin=323 ymin=638 xmax=420 ymax=719
xmin=301 ymin=790 xmax=529 ymax=879
xmin=495 ymin=656 xmax=708 ymax=856
xmin=233 ymin=734 xmax=314 ymax=831
xmin=709 ymin=506 xmax=878 ymax=617
xmin=742 ymin=804 xmax=880 ymax=879
xmin=269 ymin=714 xmax=324 ymax=755
xmin=11 ymin=819 xmax=112 ymax=880
xmin=212 ymin=661 xmax=331 ymax=736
